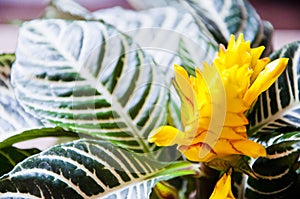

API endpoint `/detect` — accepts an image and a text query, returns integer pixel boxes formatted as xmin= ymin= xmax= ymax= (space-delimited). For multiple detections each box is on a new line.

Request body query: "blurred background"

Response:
xmin=0 ymin=0 xmax=300 ymax=52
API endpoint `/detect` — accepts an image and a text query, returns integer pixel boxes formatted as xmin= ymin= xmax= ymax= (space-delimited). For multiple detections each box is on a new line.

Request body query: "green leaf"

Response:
xmin=0 ymin=139 xmax=199 ymax=198
xmin=44 ymin=0 xmax=94 ymax=20
xmin=248 ymin=42 xmax=300 ymax=137
xmin=12 ymin=19 xmax=169 ymax=153
xmin=256 ymin=127 xmax=300 ymax=146
xmin=0 ymin=53 xmax=42 ymax=141
xmin=0 ymin=127 xmax=78 ymax=149
xmin=0 ymin=146 xmax=40 ymax=177
xmin=94 ymin=6 xmax=218 ymax=71
xmin=94 ymin=7 xmax=218 ymax=129
xmin=244 ymin=140 xmax=299 ymax=198
xmin=181 ymin=0 xmax=273 ymax=52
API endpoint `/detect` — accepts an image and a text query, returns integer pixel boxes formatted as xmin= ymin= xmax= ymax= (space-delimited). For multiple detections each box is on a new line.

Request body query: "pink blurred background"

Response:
xmin=0 ymin=0 xmax=299 ymax=29
xmin=0 ymin=0 xmax=300 ymax=54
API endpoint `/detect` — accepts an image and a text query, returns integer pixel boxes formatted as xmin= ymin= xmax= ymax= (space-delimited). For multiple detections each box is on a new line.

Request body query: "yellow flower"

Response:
xmin=148 ymin=34 xmax=288 ymax=162
xmin=209 ymin=173 xmax=235 ymax=199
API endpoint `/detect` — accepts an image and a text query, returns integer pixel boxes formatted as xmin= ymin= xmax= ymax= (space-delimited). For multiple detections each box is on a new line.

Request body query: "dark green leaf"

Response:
xmin=0 ymin=146 xmax=40 ymax=177
xmin=244 ymin=140 xmax=299 ymax=198
xmin=0 ymin=139 xmax=199 ymax=198
xmin=181 ymin=0 xmax=273 ymax=52
xmin=248 ymin=41 xmax=300 ymax=137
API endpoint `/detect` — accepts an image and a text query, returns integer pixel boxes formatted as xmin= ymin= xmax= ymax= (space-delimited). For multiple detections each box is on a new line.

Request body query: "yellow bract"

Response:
xmin=148 ymin=34 xmax=288 ymax=163
xmin=209 ymin=173 xmax=235 ymax=199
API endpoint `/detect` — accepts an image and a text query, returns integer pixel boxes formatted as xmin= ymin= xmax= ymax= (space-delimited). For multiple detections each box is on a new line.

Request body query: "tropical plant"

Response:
xmin=0 ymin=0 xmax=299 ymax=198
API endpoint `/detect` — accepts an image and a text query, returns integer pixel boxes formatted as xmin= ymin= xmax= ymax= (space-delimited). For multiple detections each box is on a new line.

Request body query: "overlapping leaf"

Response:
xmin=244 ymin=140 xmax=299 ymax=198
xmin=46 ymin=1 xmax=218 ymax=75
xmin=126 ymin=0 xmax=179 ymax=10
xmin=0 ymin=53 xmax=42 ymax=141
xmin=248 ymin=42 xmax=300 ymax=137
xmin=12 ymin=19 xmax=169 ymax=153
xmin=0 ymin=139 xmax=199 ymax=198
xmin=0 ymin=146 xmax=40 ymax=177
xmin=44 ymin=0 xmax=94 ymax=20
xmin=94 ymin=6 xmax=218 ymax=73
xmin=94 ymin=6 xmax=218 ymax=129
xmin=181 ymin=0 xmax=273 ymax=55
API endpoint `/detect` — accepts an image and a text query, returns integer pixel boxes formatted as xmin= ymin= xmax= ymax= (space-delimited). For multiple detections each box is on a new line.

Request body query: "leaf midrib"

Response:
xmin=32 ymin=21 xmax=150 ymax=153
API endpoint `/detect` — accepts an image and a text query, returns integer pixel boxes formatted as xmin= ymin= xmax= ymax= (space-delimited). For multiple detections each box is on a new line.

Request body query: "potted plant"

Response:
xmin=0 ymin=0 xmax=299 ymax=198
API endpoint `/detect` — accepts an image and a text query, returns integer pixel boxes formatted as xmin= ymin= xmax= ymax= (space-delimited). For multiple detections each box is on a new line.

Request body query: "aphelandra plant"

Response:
xmin=0 ymin=0 xmax=299 ymax=198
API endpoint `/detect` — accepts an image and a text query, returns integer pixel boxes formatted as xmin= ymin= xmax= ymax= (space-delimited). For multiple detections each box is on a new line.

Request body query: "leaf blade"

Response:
xmin=0 ymin=139 xmax=199 ymax=198
xmin=12 ymin=19 xmax=169 ymax=153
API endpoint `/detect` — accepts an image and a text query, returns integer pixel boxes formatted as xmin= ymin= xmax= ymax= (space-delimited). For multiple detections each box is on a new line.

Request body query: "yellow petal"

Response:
xmin=250 ymin=46 xmax=265 ymax=64
xmin=178 ymin=143 xmax=217 ymax=162
xmin=148 ymin=126 xmax=185 ymax=146
xmin=219 ymin=127 xmax=247 ymax=140
xmin=210 ymin=139 xmax=266 ymax=159
xmin=173 ymin=64 xmax=198 ymax=127
xmin=223 ymin=112 xmax=248 ymax=127
xmin=250 ymin=57 xmax=270 ymax=84
xmin=244 ymin=58 xmax=289 ymax=107
xmin=209 ymin=173 xmax=235 ymax=199
xmin=232 ymin=140 xmax=267 ymax=158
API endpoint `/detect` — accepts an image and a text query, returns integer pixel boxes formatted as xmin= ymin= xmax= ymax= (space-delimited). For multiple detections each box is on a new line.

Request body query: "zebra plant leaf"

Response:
xmin=0 ymin=53 xmax=42 ymax=141
xmin=126 ymin=0 xmax=179 ymax=10
xmin=181 ymin=0 xmax=273 ymax=55
xmin=94 ymin=7 xmax=218 ymax=129
xmin=0 ymin=146 xmax=40 ymax=177
xmin=44 ymin=0 xmax=94 ymax=20
xmin=248 ymin=41 xmax=300 ymax=137
xmin=94 ymin=6 xmax=218 ymax=73
xmin=0 ymin=139 xmax=199 ymax=198
xmin=244 ymin=140 xmax=300 ymax=198
xmin=12 ymin=19 xmax=169 ymax=153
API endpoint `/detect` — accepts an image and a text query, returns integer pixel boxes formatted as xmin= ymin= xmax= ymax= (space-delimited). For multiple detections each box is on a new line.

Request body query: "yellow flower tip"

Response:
xmin=232 ymin=140 xmax=267 ymax=158
xmin=209 ymin=173 xmax=235 ymax=199
xmin=244 ymin=57 xmax=289 ymax=107
xmin=266 ymin=58 xmax=289 ymax=74
xmin=227 ymin=35 xmax=236 ymax=50
xmin=148 ymin=126 xmax=184 ymax=147
xmin=236 ymin=33 xmax=245 ymax=44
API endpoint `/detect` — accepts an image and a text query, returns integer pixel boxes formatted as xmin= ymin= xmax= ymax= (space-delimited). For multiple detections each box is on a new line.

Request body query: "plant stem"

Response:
xmin=194 ymin=163 xmax=219 ymax=199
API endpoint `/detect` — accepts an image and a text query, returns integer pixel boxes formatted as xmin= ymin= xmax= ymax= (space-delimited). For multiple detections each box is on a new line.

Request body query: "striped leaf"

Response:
xmin=0 ymin=53 xmax=42 ymax=141
xmin=0 ymin=139 xmax=199 ymax=198
xmin=126 ymin=0 xmax=179 ymax=10
xmin=12 ymin=19 xmax=169 ymax=153
xmin=0 ymin=146 xmax=40 ymax=177
xmin=181 ymin=0 xmax=273 ymax=55
xmin=248 ymin=42 xmax=300 ymax=137
xmin=45 ymin=2 xmax=219 ymax=74
xmin=243 ymin=140 xmax=300 ymax=198
xmin=95 ymin=7 xmax=218 ymax=130
xmin=44 ymin=0 xmax=94 ymax=20
xmin=94 ymin=6 xmax=218 ymax=73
